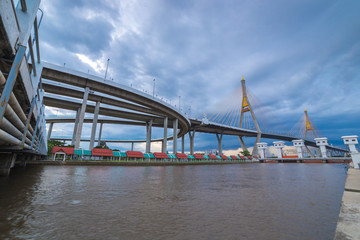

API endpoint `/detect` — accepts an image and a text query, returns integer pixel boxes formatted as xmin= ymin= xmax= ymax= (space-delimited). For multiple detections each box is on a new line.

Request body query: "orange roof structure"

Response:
xmin=91 ymin=148 xmax=113 ymax=156
xmin=126 ymin=151 xmax=144 ymax=158
xmin=52 ymin=146 xmax=74 ymax=154
xmin=153 ymin=152 xmax=169 ymax=158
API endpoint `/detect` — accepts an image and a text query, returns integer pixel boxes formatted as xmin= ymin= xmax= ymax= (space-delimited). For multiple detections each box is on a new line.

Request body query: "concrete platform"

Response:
xmin=334 ymin=169 xmax=360 ymax=240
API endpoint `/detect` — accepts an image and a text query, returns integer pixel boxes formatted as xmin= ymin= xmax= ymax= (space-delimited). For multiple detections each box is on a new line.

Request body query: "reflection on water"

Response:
xmin=0 ymin=164 xmax=346 ymax=239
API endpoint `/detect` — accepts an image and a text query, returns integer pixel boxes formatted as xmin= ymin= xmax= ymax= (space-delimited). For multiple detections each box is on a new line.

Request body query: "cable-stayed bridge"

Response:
xmin=0 ymin=0 xmax=348 ymax=175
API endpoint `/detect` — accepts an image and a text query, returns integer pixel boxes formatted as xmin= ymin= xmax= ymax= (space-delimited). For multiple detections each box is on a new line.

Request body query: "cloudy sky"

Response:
xmin=40 ymin=0 xmax=360 ymax=151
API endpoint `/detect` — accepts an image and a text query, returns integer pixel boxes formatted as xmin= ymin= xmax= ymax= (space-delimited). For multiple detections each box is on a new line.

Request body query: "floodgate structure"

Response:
xmin=1 ymin=0 xmax=357 ymax=176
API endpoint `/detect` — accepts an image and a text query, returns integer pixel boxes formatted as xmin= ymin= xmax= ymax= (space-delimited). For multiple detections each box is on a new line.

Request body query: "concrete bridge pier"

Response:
xmin=173 ymin=119 xmax=178 ymax=154
xmin=0 ymin=153 xmax=17 ymax=176
xmin=342 ymin=135 xmax=359 ymax=168
xmin=216 ymin=132 xmax=223 ymax=155
xmin=162 ymin=117 xmax=168 ymax=153
xmin=97 ymin=122 xmax=103 ymax=146
xmin=146 ymin=120 xmax=153 ymax=153
xmin=181 ymin=135 xmax=185 ymax=153
xmin=292 ymin=139 xmax=305 ymax=158
xmin=47 ymin=122 xmax=54 ymax=141
xmin=131 ymin=142 xmax=134 ymax=151
xmin=72 ymin=108 xmax=81 ymax=145
xmin=315 ymin=137 xmax=328 ymax=158
xmin=75 ymin=87 xmax=90 ymax=149
xmin=238 ymin=136 xmax=248 ymax=152
xmin=89 ymin=101 xmax=100 ymax=149
xmin=189 ymin=130 xmax=196 ymax=155
xmin=273 ymin=141 xmax=284 ymax=159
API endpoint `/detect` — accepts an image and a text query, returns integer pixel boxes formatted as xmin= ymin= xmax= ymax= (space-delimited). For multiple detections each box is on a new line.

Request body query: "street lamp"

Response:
xmin=153 ymin=79 xmax=155 ymax=98
xmin=104 ymin=58 xmax=110 ymax=80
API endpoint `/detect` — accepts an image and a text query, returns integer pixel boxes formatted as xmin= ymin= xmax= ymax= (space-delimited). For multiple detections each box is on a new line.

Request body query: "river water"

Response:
xmin=0 ymin=163 xmax=346 ymax=240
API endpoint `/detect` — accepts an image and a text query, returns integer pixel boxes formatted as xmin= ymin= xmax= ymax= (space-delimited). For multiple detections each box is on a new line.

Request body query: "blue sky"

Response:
xmin=40 ymin=0 xmax=360 ymax=151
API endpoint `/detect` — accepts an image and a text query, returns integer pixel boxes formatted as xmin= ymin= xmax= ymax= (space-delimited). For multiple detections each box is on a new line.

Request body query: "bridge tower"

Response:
xmin=304 ymin=108 xmax=318 ymax=139
xmin=239 ymin=76 xmax=261 ymax=156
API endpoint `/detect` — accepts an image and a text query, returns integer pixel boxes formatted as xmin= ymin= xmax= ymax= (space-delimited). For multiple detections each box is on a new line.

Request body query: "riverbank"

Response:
xmin=27 ymin=160 xmax=257 ymax=166
xmin=334 ymin=168 xmax=360 ymax=239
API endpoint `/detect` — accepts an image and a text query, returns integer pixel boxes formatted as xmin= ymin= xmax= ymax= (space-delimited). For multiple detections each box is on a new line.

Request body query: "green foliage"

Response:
xmin=240 ymin=150 xmax=251 ymax=156
xmin=47 ymin=140 xmax=65 ymax=156
xmin=94 ymin=145 xmax=109 ymax=149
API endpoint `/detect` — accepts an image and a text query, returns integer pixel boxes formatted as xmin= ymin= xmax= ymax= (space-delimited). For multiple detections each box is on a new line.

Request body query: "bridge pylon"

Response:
xmin=239 ymin=76 xmax=262 ymax=156
xmin=304 ymin=108 xmax=318 ymax=139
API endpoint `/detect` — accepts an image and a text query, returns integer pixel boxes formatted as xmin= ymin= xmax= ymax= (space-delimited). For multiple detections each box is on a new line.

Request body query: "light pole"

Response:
xmin=104 ymin=58 xmax=110 ymax=80
xmin=153 ymin=79 xmax=155 ymax=98
xmin=179 ymin=96 xmax=181 ymax=111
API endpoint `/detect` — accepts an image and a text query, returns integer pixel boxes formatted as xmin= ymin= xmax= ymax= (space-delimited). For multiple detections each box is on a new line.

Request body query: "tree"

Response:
xmin=47 ymin=140 xmax=65 ymax=156
xmin=240 ymin=150 xmax=251 ymax=156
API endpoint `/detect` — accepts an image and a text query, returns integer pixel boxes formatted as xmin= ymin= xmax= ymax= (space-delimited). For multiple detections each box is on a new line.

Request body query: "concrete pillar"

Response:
xmin=162 ymin=116 xmax=168 ymax=153
xmin=216 ymin=132 xmax=223 ymax=155
xmin=0 ymin=153 xmax=16 ymax=176
xmin=256 ymin=142 xmax=268 ymax=158
xmin=342 ymin=135 xmax=359 ymax=169
xmin=146 ymin=120 xmax=153 ymax=153
xmin=238 ymin=136 xmax=248 ymax=152
xmin=273 ymin=141 xmax=285 ymax=158
xmin=173 ymin=118 xmax=178 ymax=154
xmin=292 ymin=139 xmax=305 ymax=158
xmin=181 ymin=135 xmax=185 ymax=153
xmin=341 ymin=136 xmax=359 ymax=153
xmin=97 ymin=122 xmax=103 ymax=146
xmin=315 ymin=137 xmax=328 ymax=158
xmin=252 ymin=133 xmax=262 ymax=157
xmin=89 ymin=101 xmax=100 ymax=149
xmin=131 ymin=142 xmax=134 ymax=151
xmin=72 ymin=107 xmax=81 ymax=145
xmin=47 ymin=122 xmax=54 ymax=141
xmin=189 ymin=130 xmax=196 ymax=155
xmin=75 ymin=87 xmax=90 ymax=149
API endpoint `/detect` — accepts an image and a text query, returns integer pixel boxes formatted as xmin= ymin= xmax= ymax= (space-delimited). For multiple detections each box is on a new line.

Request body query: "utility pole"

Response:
xmin=153 ymin=79 xmax=155 ymax=98
xmin=104 ymin=58 xmax=110 ymax=80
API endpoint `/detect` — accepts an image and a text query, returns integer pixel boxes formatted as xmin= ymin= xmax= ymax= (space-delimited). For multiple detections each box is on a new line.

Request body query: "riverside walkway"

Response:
xmin=334 ymin=168 xmax=360 ymax=240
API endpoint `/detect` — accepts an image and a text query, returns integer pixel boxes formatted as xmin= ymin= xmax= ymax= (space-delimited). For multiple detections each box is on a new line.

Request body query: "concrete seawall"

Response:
xmin=334 ymin=168 xmax=360 ymax=239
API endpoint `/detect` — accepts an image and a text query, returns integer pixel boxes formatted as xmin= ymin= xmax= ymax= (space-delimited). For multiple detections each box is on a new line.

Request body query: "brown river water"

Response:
xmin=0 ymin=163 xmax=346 ymax=240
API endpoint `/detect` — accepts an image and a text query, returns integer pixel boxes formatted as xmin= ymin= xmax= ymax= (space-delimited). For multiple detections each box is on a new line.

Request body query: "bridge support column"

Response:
xmin=238 ymin=136 xmax=248 ymax=152
xmin=342 ymin=135 xmax=359 ymax=168
xmin=181 ymin=135 xmax=185 ymax=153
xmin=173 ymin=118 xmax=178 ymax=154
xmin=75 ymin=87 xmax=90 ymax=149
xmin=292 ymin=139 xmax=305 ymax=158
xmin=0 ymin=153 xmax=16 ymax=176
xmin=72 ymin=108 xmax=81 ymax=145
xmin=47 ymin=122 xmax=54 ymax=141
xmin=341 ymin=136 xmax=359 ymax=153
xmin=162 ymin=117 xmax=168 ymax=153
xmin=89 ymin=101 xmax=100 ymax=149
xmin=189 ymin=130 xmax=196 ymax=155
xmin=97 ymin=122 xmax=103 ymax=146
xmin=315 ymin=137 xmax=328 ymax=158
xmin=146 ymin=120 xmax=153 ymax=153
xmin=256 ymin=143 xmax=268 ymax=159
xmin=131 ymin=142 xmax=134 ymax=151
xmin=252 ymin=133 xmax=262 ymax=157
xmin=216 ymin=132 xmax=223 ymax=155
xmin=273 ymin=141 xmax=285 ymax=158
